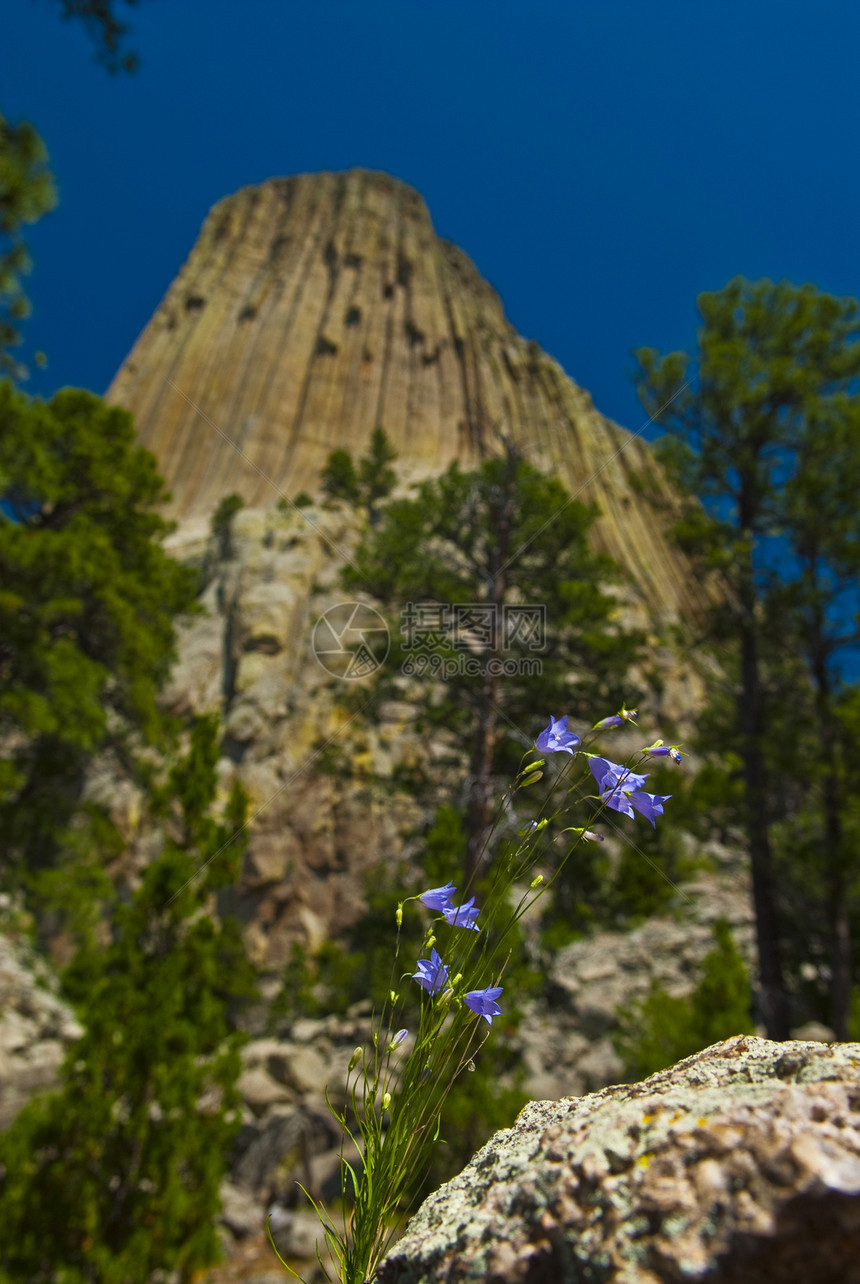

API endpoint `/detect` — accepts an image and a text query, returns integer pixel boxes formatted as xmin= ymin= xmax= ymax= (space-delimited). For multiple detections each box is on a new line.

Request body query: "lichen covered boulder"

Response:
xmin=376 ymin=1035 xmax=860 ymax=1283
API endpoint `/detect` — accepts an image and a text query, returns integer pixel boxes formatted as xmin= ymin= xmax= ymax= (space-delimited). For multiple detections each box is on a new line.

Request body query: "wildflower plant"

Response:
xmin=268 ymin=706 xmax=682 ymax=1284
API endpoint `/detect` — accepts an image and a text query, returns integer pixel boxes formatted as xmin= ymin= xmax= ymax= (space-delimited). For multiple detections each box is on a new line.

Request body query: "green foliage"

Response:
xmin=423 ymin=1053 xmax=527 ymax=1193
xmin=0 ymin=715 xmax=256 ymax=1284
xmin=345 ymin=453 xmax=639 ymax=729
xmin=210 ymin=491 xmax=244 ymax=560
xmin=422 ymin=805 xmax=468 ymax=886
xmin=614 ymin=917 xmax=754 ymax=1080
xmin=358 ymin=427 xmax=398 ymax=519
xmin=0 ymin=381 xmax=199 ymax=881
xmin=635 ymin=276 xmax=860 ymax=1037
xmin=321 ymin=448 xmax=361 ymax=504
xmin=320 ymin=428 xmax=398 ymax=515
xmin=0 ymin=112 xmax=57 ymax=378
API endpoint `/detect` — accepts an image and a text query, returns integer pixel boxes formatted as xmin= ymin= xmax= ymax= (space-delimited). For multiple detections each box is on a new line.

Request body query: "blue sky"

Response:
xmin=3 ymin=0 xmax=860 ymax=439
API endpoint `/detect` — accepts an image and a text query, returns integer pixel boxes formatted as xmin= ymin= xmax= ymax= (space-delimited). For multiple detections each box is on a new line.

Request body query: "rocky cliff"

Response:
xmin=106 ymin=168 xmax=705 ymax=626
xmin=94 ymin=172 xmax=719 ymax=971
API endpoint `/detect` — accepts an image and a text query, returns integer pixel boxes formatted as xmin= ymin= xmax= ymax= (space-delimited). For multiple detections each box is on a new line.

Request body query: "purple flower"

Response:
xmin=412 ymin=948 xmax=449 ymax=995
xmin=588 ymin=756 xmax=671 ymax=827
xmin=593 ymin=706 xmax=638 ymax=730
xmin=419 ymin=882 xmax=457 ymax=912
xmin=388 ymin=1028 xmax=408 ymax=1050
xmin=628 ymin=791 xmax=672 ymax=826
xmin=643 ymin=741 xmax=684 ymax=764
xmin=583 ymin=829 xmax=605 ymax=842
xmin=442 ymin=897 xmax=480 ymax=932
xmin=536 ymin=715 xmax=580 ymax=756
xmin=588 ymin=757 xmax=648 ymax=793
xmin=464 ymin=986 xmax=504 ymax=1025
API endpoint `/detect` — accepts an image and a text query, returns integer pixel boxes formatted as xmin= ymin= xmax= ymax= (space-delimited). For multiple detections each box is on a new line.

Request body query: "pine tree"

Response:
xmin=0 ymin=112 xmax=57 ymax=378
xmin=358 ymin=426 xmax=398 ymax=521
xmin=635 ymin=276 xmax=860 ymax=1037
xmin=343 ymin=441 xmax=641 ymax=878
xmin=321 ymin=448 xmax=361 ymax=504
xmin=0 ymin=381 xmax=199 ymax=884
xmin=0 ymin=716 xmax=256 ymax=1284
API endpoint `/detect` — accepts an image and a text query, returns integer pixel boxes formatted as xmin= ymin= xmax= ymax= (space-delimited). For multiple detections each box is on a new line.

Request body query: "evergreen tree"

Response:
xmin=635 ymin=276 xmax=860 ymax=1037
xmin=358 ymin=426 xmax=398 ymax=521
xmin=321 ymin=447 xmax=361 ymax=504
xmin=343 ymin=442 xmax=641 ymax=878
xmin=0 ymin=111 xmax=57 ymax=377
xmin=0 ymin=381 xmax=199 ymax=884
xmin=211 ymin=491 xmax=244 ymax=560
xmin=762 ymin=410 xmax=860 ymax=1035
xmin=0 ymin=715 xmax=256 ymax=1284
xmin=320 ymin=429 xmax=397 ymax=515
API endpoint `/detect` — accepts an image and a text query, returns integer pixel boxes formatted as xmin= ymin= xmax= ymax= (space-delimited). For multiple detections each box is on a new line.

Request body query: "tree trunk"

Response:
xmin=464 ymin=444 xmax=519 ymax=883
xmin=737 ymin=547 xmax=791 ymax=1039
xmin=811 ymin=641 xmax=851 ymax=1038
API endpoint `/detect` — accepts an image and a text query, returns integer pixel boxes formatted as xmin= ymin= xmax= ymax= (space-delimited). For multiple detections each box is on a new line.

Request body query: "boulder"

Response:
xmin=219 ymin=1181 xmax=263 ymax=1238
xmin=377 ymin=1036 xmax=860 ymax=1283
xmin=236 ymin=1067 xmax=293 ymax=1116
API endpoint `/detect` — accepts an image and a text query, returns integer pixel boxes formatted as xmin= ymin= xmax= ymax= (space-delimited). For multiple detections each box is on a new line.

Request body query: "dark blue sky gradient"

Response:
xmin=2 ymin=0 xmax=859 ymax=441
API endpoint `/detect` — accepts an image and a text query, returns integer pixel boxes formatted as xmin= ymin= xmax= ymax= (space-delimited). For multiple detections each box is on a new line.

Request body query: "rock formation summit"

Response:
xmin=107 ymin=168 xmax=701 ymax=623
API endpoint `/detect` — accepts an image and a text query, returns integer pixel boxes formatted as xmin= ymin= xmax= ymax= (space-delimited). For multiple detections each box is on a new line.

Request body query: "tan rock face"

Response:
xmin=107 ymin=168 xmax=706 ymax=627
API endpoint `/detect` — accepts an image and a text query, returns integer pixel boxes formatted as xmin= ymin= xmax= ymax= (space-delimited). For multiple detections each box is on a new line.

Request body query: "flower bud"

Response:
xmin=426 ymin=934 xmax=436 ymax=949
xmin=382 ymin=1092 xmax=391 ymax=1112
xmin=521 ymin=771 xmax=543 ymax=785
xmin=519 ymin=818 xmax=548 ymax=836
xmin=348 ymin=1046 xmax=363 ymax=1072
xmin=530 ymin=874 xmax=543 ymax=889
xmin=390 ymin=990 xmax=398 ymax=1004
xmin=522 ymin=758 xmax=546 ymax=775
xmin=395 ymin=903 xmax=403 ymax=927
xmin=388 ymin=1028 xmax=408 ymax=1050
xmin=452 ymin=973 xmax=463 ymax=987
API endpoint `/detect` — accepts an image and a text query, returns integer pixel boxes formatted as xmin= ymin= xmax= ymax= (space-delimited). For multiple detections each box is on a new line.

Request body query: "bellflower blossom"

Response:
xmin=442 ymin=897 xmax=481 ymax=931
xmin=412 ymin=948 xmax=449 ymax=995
xmin=588 ymin=756 xmax=671 ymax=828
xmin=464 ymin=986 xmax=504 ymax=1025
xmin=536 ymin=715 xmax=580 ymax=755
xmin=643 ymin=740 xmax=684 ymax=763
xmin=593 ymin=705 xmax=638 ymax=730
xmin=418 ymin=882 xmax=457 ymax=912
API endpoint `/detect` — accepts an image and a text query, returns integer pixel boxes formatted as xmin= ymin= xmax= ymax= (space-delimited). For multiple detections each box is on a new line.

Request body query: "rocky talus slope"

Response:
xmin=377 ymin=1036 xmax=860 ymax=1284
xmin=106 ymin=168 xmax=707 ymax=627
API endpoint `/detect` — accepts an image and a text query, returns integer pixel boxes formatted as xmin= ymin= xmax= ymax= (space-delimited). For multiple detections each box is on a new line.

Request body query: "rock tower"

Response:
xmin=107 ymin=168 xmax=703 ymax=624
